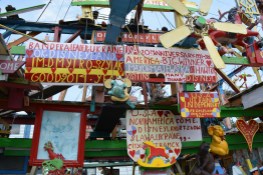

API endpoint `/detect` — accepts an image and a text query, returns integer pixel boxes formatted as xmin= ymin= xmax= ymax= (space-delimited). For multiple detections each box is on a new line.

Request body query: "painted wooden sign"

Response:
xmin=0 ymin=60 xmax=25 ymax=74
xmin=72 ymin=0 xmax=172 ymax=10
xmin=72 ymin=0 xmax=198 ymax=11
xmin=93 ymin=31 xmax=162 ymax=45
xmin=25 ymin=42 xmax=124 ymax=84
xmin=126 ymin=110 xmax=181 ymax=168
xmin=175 ymin=116 xmax=202 ymax=142
xmin=179 ymin=92 xmax=220 ymax=118
xmin=125 ymin=46 xmax=217 ymax=83
xmin=236 ymin=119 xmax=259 ymax=152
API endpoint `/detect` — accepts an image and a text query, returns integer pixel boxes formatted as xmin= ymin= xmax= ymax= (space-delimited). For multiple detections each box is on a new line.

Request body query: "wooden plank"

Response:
xmin=0 ymin=4 xmax=45 ymax=18
xmin=242 ymin=85 xmax=263 ymax=109
xmin=0 ymin=35 xmax=9 ymax=55
xmin=10 ymin=46 xmax=25 ymax=55
xmin=1 ymin=133 xmax=263 ymax=156
xmin=215 ymin=68 xmax=240 ymax=93
xmin=222 ymin=56 xmax=250 ymax=65
xmin=7 ymin=31 xmax=41 ymax=49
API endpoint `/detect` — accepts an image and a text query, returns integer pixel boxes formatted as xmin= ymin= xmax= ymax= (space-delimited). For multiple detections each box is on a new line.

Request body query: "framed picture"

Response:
xmin=30 ymin=106 xmax=87 ymax=167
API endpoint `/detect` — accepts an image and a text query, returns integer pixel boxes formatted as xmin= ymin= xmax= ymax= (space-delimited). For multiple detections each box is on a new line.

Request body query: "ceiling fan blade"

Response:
xmin=164 ymin=0 xmax=190 ymax=16
xmin=199 ymin=0 xmax=213 ymax=15
xmin=213 ymin=22 xmax=247 ymax=34
xmin=0 ymin=24 xmax=46 ymax=45
xmin=160 ymin=25 xmax=192 ymax=48
xmin=202 ymin=35 xmax=226 ymax=69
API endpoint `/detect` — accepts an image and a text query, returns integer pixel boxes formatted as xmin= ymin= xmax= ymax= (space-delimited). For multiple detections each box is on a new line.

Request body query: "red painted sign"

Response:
xmin=93 ymin=31 xmax=162 ymax=44
xmin=179 ymin=92 xmax=220 ymax=118
xmin=0 ymin=60 xmax=25 ymax=74
xmin=25 ymin=42 xmax=124 ymax=84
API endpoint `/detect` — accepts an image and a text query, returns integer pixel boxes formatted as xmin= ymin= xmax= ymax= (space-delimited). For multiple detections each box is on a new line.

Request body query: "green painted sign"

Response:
xmin=71 ymin=0 xmax=198 ymax=11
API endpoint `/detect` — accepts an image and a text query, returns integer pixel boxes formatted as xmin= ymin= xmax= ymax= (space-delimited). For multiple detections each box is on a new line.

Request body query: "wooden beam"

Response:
xmin=7 ymin=31 xmax=40 ymax=49
xmin=0 ymin=4 xmax=45 ymax=18
xmin=65 ymin=29 xmax=82 ymax=43
xmin=134 ymin=0 xmax=144 ymax=25
xmin=214 ymin=68 xmax=240 ymax=93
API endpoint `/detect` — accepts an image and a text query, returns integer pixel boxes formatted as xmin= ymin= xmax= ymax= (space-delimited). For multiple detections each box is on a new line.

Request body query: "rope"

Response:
xmin=55 ymin=0 xmax=66 ymax=22
xmin=63 ymin=0 xmax=72 ymax=20
xmin=36 ymin=0 xmax=52 ymax=22
xmin=160 ymin=12 xmax=175 ymax=28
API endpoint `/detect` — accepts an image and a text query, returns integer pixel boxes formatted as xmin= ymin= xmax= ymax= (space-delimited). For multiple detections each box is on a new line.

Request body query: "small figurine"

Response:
xmin=208 ymin=125 xmax=229 ymax=156
xmin=189 ymin=142 xmax=215 ymax=175
xmin=42 ymin=141 xmax=66 ymax=175
xmin=104 ymin=77 xmax=135 ymax=108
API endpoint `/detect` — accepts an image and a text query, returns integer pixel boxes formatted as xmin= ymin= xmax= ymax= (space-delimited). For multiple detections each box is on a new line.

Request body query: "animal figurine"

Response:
xmin=104 ymin=77 xmax=135 ymax=108
xmin=189 ymin=142 xmax=215 ymax=175
xmin=42 ymin=141 xmax=66 ymax=175
xmin=208 ymin=125 xmax=229 ymax=156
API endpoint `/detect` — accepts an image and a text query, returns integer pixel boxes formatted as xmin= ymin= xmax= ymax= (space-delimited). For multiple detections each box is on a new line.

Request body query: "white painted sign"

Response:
xmin=175 ymin=116 xmax=202 ymax=142
xmin=126 ymin=110 xmax=181 ymax=167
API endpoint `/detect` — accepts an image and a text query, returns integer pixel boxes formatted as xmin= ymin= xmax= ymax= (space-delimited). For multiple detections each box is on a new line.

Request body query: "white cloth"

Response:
xmin=232 ymin=165 xmax=245 ymax=175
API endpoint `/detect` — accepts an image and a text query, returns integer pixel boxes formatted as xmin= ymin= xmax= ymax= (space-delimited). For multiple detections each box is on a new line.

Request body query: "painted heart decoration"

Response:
xmin=157 ymin=111 xmax=164 ymax=117
xmin=26 ymin=50 xmax=33 ymax=58
xmin=174 ymin=148 xmax=181 ymax=155
xmin=129 ymin=150 xmax=135 ymax=157
xmin=116 ymin=53 xmax=123 ymax=60
xmin=26 ymin=67 xmax=32 ymax=73
xmin=86 ymin=69 xmax=91 ymax=74
xmin=68 ymin=68 xmax=73 ymax=73
xmin=236 ymin=119 xmax=259 ymax=152
xmin=206 ymin=60 xmax=212 ymax=67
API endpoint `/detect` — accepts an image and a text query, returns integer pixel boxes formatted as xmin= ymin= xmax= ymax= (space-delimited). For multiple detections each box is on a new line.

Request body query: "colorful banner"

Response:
xmin=25 ymin=42 xmax=217 ymax=84
xmin=125 ymin=46 xmax=217 ymax=83
xmin=126 ymin=110 xmax=181 ymax=168
xmin=93 ymin=31 xmax=162 ymax=45
xmin=25 ymin=42 xmax=124 ymax=84
xmin=175 ymin=116 xmax=202 ymax=142
xmin=179 ymin=92 xmax=220 ymax=118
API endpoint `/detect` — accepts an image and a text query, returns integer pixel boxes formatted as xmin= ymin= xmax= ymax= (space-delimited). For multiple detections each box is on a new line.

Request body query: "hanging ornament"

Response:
xmin=236 ymin=119 xmax=259 ymax=152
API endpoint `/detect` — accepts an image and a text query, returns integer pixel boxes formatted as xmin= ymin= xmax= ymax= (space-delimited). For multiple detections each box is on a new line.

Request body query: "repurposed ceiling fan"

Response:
xmin=159 ymin=0 xmax=248 ymax=69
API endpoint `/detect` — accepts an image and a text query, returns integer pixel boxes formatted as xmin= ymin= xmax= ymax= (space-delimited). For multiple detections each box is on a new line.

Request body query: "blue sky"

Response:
xmin=0 ymin=0 xmax=237 ymax=29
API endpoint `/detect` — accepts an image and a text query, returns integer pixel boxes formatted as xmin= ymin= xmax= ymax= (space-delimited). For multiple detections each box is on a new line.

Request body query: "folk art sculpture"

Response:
xmin=189 ymin=142 xmax=215 ymax=175
xmin=42 ymin=141 xmax=66 ymax=175
xmin=104 ymin=77 xmax=135 ymax=108
xmin=208 ymin=125 xmax=229 ymax=156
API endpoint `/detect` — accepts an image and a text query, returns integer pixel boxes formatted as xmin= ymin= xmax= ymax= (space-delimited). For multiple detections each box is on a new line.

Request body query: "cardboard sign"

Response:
xmin=126 ymin=110 xmax=181 ymax=168
xmin=175 ymin=116 xmax=202 ymax=142
xmin=0 ymin=60 xmax=25 ymax=74
xmin=179 ymin=92 xmax=220 ymax=118
xmin=125 ymin=46 xmax=217 ymax=83
xmin=93 ymin=31 xmax=161 ymax=44
xmin=25 ymin=42 xmax=124 ymax=84
xmin=236 ymin=119 xmax=259 ymax=152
